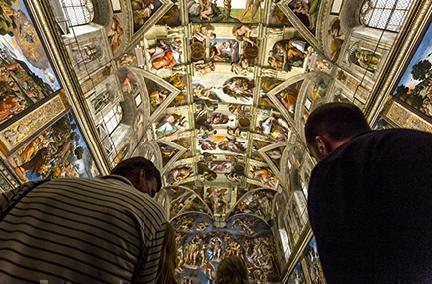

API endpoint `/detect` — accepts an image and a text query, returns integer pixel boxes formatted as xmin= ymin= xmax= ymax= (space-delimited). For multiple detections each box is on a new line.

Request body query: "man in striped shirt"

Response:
xmin=0 ymin=157 xmax=167 ymax=284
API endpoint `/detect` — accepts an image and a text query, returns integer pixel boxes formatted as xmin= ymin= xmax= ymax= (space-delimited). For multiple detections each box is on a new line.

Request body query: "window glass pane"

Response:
xmin=103 ymin=109 xmax=115 ymax=122
xmin=362 ymin=10 xmax=372 ymax=24
xmin=135 ymin=94 xmax=142 ymax=106
xmin=102 ymin=109 xmax=117 ymax=133
xmin=375 ymin=0 xmax=389 ymax=9
xmin=378 ymin=9 xmax=392 ymax=29
xmin=106 ymin=118 xmax=118 ymax=133
xmin=396 ymin=0 xmax=411 ymax=9
xmin=115 ymin=106 xmax=123 ymax=122
xmin=61 ymin=0 xmax=94 ymax=27
xmin=361 ymin=0 xmax=412 ymax=32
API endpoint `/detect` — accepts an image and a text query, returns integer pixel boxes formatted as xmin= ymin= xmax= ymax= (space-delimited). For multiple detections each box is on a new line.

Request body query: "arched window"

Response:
xmin=97 ymin=105 xmax=123 ymax=157
xmin=61 ymin=0 xmax=94 ymax=27
xmin=102 ymin=106 xmax=122 ymax=134
xmin=360 ymin=0 xmax=412 ymax=32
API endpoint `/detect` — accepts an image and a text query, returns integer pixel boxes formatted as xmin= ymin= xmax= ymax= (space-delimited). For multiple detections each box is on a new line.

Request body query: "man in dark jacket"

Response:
xmin=305 ymin=102 xmax=432 ymax=283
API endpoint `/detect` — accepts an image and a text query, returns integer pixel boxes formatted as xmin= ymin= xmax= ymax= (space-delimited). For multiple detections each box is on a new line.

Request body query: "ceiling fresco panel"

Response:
xmin=247 ymin=161 xmax=278 ymax=189
xmin=158 ymin=141 xmax=180 ymax=165
xmin=268 ymin=0 xmax=291 ymax=27
xmin=255 ymin=109 xmax=291 ymax=142
xmin=157 ymin=0 xmax=182 ymax=26
xmin=297 ymin=74 xmax=331 ymax=127
xmin=204 ymin=185 xmax=234 ymax=216
xmin=6 ymin=112 xmax=98 ymax=183
xmin=324 ymin=16 xmax=344 ymax=61
xmin=153 ymin=105 xmax=190 ymax=139
xmin=230 ymin=188 xmax=276 ymax=221
xmin=197 ymin=130 xmax=248 ymax=155
xmin=144 ymin=76 xmax=174 ymax=114
xmin=131 ymin=0 xmax=163 ymax=33
xmin=284 ymin=0 xmax=323 ymax=36
xmin=263 ymin=145 xmax=286 ymax=172
xmin=271 ymin=80 xmax=304 ymax=118
xmin=186 ymin=0 xmax=264 ymax=23
xmin=165 ymin=156 xmax=196 ymax=184
xmin=250 ymin=134 xmax=272 ymax=162
xmin=170 ymin=190 xmax=211 ymax=218
xmin=0 ymin=0 xmax=61 ymax=126
xmin=108 ymin=16 xmax=126 ymax=56
xmin=197 ymin=153 xmax=245 ymax=183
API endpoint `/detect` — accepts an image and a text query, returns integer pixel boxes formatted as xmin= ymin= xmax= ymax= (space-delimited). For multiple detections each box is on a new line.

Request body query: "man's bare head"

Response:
xmin=305 ymin=102 xmax=371 ymax=160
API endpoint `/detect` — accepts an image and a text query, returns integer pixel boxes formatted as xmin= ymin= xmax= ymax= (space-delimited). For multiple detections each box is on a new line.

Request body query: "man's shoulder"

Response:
xmin=43 ymin=176 xmax=162 ymax=208
xmin=310 ymin=128 xmax=432 ymax=189
xmin=356 ymin=128 xmax=432 ymax=142
xmin=42 ymin=176 xmax=131 ymax=191
xmin=324 ymin=128 xmax=432 ymax=161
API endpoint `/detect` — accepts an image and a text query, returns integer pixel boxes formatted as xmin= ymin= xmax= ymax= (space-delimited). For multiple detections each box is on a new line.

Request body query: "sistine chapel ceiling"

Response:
xmin=0 ymin=0 xmax=426 ymax=281
xmin=100 ymin=0 xmax=343 ymax=222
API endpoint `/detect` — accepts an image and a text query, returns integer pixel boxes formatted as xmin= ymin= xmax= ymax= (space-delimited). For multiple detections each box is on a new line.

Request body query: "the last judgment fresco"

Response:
xmin=172 ymin=213 xmax=280 ymax=284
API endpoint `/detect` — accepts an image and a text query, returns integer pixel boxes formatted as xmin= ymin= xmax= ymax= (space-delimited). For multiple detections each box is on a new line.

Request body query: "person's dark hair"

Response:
xmin=305 ymin=103 xmax=371 ymax=146
xmin=216 ymin=255 xmax=250 ymax=284
xmin=156 ymin=223 xmax=177 ymax=284
xmin=111 ymin=157 xmax=161 ymax=192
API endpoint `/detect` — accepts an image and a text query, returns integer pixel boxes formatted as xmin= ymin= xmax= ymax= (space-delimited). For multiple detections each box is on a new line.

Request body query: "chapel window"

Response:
xmin=61 ymin=0 xmax=95 ymax=27
xmin=97 ymin=105 xmax=123 ymax=158
xmin=360 ymin=0 xmax=412 ymax=32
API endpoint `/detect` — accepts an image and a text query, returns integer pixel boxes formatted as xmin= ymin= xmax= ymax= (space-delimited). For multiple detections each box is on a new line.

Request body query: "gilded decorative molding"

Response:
xmin=0 ymin=91 xmax=67 ymax=155
xmin=386 ymin=102 xmax=432 ymax=133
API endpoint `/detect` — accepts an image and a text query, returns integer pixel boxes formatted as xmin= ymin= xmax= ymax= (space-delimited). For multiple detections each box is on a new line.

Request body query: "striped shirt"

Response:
xmin=0 ymin=175 xmax=167 ymax=284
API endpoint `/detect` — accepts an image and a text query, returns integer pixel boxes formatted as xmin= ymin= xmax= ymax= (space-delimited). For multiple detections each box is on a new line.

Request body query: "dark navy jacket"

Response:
xmin=308 ymin=129 xmax=432 ymax=284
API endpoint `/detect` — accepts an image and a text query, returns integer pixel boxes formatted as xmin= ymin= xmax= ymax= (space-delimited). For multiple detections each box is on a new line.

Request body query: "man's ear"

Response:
xmin=139 ymin=168 xmax=145 ymax=177
xmin=315 ymin=135 xmax=331 ymax=158
xmin=315 ymin=136 xmax=325 ymax=154
xmin=132 ymin=169 xmax=144 ymax=186
xmin=139 ymin=169 xmax=147 ymax=182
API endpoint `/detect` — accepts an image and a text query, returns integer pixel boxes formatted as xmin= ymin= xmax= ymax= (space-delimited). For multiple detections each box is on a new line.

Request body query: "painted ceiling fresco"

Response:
xmin=110 ymin=0 xmax=338 ymax=220
xmin=0 ymin=0 xmax=421 ymax=281
xmin=107 ymin=1 xmax=340 ymax=281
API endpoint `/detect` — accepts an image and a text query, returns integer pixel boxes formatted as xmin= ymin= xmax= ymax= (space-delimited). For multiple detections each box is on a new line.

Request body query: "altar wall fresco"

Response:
xmin=172 ymin=213 xmax=280 ymax=284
